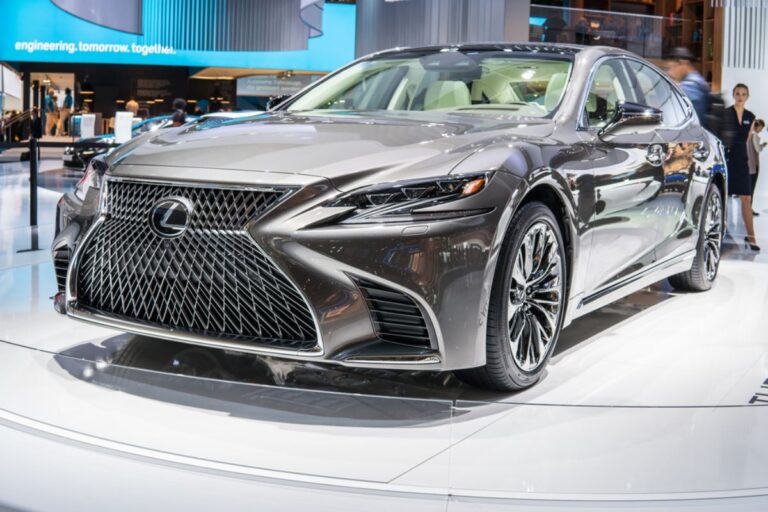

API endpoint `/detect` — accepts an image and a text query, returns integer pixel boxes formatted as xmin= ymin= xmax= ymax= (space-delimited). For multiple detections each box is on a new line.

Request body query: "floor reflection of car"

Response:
xmin=53 ymin=43 xmax=727 ymax=391
xmin=62 ymin=115 xmax=196 ymax=169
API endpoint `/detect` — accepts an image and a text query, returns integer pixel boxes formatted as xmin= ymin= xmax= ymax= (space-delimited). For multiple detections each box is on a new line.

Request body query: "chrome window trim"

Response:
xmin=66 ymin=177 xmax=326 ymax=358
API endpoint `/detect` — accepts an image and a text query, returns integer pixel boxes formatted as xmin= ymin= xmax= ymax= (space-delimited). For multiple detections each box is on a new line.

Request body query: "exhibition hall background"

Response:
xmin=0 ymin=0 xmax=767 ymax=119
xmin=0 ymin=0 xmax=766 ymax=177
xmin=2 ymin=2 xmax=768 ymax=510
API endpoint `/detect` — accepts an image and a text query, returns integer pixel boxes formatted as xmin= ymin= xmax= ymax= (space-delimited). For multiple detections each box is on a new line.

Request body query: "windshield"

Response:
xmin=286 ymin=50 xmax=572 ymax=117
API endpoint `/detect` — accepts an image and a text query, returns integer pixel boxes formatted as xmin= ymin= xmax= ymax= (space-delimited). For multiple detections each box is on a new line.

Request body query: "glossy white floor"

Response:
xmin=1 ymin=153 xmax=768 ymax=511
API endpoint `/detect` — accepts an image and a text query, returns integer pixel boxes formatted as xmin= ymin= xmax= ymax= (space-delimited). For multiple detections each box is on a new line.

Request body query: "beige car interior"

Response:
xmin=289 ymin=56 xmax=572 ymax=116
xmin=424 ymin=80 xmax=472 ymax=110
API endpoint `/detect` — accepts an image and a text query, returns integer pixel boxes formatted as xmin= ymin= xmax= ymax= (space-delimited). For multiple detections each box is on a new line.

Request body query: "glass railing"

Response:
xmin=530 ymin=4 xmax=687 ymax=61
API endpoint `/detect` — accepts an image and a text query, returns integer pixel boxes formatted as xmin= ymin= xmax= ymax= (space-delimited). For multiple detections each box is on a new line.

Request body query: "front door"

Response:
xmin=621 ymin=59 xmax=701 ymax=262
xmin=579 ymin=59 xmax=665 ymax=296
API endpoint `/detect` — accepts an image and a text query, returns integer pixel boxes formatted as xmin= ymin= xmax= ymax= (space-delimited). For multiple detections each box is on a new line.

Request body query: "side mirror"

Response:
xmin=599 ymin=102 xmax=662 ymax=142
xmin=266 ymin=94 xmax=291 ymax=111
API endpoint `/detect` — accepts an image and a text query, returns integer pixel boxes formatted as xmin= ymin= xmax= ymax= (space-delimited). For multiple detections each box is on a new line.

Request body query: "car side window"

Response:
xmin=584 ymin=61 xmax=629 ymax=129
xmin=623 ymin=61 xmax=684 ymax=127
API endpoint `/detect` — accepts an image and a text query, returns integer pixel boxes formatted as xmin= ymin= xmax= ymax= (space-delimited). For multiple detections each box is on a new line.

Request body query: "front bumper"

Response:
xmin=53 ymin=172 xmax=515 ymax=371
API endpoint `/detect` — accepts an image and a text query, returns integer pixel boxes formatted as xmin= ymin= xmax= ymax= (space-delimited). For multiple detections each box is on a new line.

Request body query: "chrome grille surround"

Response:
xmin=68 ymin=178 xmax=321 ymax=354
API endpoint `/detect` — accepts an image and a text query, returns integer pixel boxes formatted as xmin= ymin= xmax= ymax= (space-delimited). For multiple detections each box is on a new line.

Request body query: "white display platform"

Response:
xmin=3 ymin=162 xmax=768 ymax=510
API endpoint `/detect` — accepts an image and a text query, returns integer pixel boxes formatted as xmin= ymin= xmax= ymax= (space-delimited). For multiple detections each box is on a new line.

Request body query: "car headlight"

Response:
xmin=328 ymin=172 xmax=493 ymax=223
xmin=74 ymin=160 xmax=104 ymax=200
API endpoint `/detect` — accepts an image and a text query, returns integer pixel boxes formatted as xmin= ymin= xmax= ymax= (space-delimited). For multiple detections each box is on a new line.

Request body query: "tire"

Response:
xmin=668 ymin=185 xmax=723 ymax=292
xmin=456 ymin=202 xmax=567 ymax=391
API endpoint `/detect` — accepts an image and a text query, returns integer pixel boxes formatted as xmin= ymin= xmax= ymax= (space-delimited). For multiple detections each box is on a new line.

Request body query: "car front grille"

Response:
xmin=74 ymin=180 xmax=319 ymax=351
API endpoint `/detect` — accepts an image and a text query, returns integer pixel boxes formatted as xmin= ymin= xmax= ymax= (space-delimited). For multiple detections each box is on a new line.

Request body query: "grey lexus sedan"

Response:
xmin=53 ymin=43 xmax=726 ymax=390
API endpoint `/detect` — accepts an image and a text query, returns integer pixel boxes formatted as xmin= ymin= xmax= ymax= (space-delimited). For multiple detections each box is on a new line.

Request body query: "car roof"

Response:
xmin=369 ymin=42 xmax=585 ymax=58
xmin=364 ymin=43 xmax=645 ymax=65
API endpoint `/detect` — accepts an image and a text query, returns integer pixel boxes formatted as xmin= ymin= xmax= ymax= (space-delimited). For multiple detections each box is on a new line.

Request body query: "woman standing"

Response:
xmin=726 ymin=83 xmax=759 ymax=251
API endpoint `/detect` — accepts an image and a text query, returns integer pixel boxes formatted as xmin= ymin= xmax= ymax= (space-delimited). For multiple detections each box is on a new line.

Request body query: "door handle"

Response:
xmin=693 ymin=142 xmax=710 ymax=162
xmin=646 ymin=144 xmax=665 ymax=166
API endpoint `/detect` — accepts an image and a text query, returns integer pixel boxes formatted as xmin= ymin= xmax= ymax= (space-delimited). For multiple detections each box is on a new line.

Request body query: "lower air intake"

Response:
xmin=355 ymin=278 xmax=432 ymax=348
xmin=53 ymin=247 xmax=70 ymax=293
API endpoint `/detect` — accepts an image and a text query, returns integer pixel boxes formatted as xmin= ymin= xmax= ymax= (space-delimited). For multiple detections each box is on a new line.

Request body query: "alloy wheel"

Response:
xmin=703 ymin=192 xmax=723 ymax=281
xmin=508 ymin=221 xmax=563 ymax=372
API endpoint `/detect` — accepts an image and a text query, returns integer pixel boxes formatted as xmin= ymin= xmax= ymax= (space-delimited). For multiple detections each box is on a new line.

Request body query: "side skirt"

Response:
xmin=570 ymin=250 xmax=696 ymax=321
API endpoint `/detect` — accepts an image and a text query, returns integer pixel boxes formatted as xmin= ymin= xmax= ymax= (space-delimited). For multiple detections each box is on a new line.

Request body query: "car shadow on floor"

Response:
xmin=553 ymin=284 xmax=674 ymax=358
xmin=53 ymin=283 xmax=677 ymax=407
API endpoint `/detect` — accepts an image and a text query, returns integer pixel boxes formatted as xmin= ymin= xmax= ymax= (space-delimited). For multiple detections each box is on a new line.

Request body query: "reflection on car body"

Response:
xmin=62 ymin=115 xmax=199 ymax=169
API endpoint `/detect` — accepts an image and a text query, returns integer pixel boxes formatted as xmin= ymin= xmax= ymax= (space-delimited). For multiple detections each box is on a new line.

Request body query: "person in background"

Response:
xmin=30 ymin=107 xmax=43 ymax=139
xmin=42 ymin=90 xmax=48 ymax=135
xmin=663 ymin=47 xmax=709 ymax=122
xmin=747 ymin=118 xmax=767 ymax=216
xmin=574 ymin=18 xmax=590 ymax=44
xmin=725 ymin=83 xmax=759 ymax=251
xmin=50 ymin=93 xmax=60 ymax=135
xmin=126 ymin=96 xmax=139 ymax=117
xmin=543 ymin=14 xmax=567 ymax=42
xmin=57 ymin=87 xmax=73 ymax=136
xmin=44 ymin=88 xmax=57 ymax=136
xmin=171 ymin=98 xmax=187 ymax=127
xmin=7 ymin=110 xmax=20 ymax=142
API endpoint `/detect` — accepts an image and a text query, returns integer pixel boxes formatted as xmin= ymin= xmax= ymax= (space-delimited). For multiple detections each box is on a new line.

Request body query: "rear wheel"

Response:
xmin=669 ymin=185 xmax=723 ymax=292
xmin=456 ymin=202 xmax=567 ymax=391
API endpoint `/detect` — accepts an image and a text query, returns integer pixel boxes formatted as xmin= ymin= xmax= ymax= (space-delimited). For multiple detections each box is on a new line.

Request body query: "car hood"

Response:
xmin=108 ymin=111 xmax=553 ymax=188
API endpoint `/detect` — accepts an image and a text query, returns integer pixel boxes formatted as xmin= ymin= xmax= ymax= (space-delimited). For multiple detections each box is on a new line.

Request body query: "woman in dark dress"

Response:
xmin=725 ymin=83 xmax=759 ymax=251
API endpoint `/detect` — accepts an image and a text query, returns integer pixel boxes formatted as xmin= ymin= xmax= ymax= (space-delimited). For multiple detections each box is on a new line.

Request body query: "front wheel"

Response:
xmin=669 ymin=185 xmax=723 ymax=292
xmin=456 ymin=202 xmax=567 ymax=391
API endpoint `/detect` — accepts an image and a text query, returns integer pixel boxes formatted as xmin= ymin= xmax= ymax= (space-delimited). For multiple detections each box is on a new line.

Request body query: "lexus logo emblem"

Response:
xmin=149 ymin=197 xmax=192 ymax=238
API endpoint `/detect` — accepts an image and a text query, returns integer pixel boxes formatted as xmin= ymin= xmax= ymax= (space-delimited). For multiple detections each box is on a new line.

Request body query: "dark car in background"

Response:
xmin=62 ymin=115 xmax=187 ymax=169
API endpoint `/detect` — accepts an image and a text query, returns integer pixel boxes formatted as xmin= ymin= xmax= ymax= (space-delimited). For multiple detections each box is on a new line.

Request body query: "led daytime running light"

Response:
xmin=328 ymin=172 xmax=493 ymax=223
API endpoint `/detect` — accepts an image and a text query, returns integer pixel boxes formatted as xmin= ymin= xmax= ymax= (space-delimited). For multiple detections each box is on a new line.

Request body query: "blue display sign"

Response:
xmin=1 ymin=0 xmax=355 ymax=72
